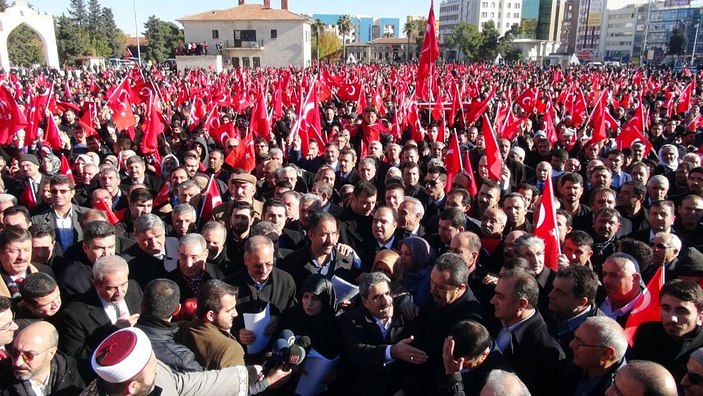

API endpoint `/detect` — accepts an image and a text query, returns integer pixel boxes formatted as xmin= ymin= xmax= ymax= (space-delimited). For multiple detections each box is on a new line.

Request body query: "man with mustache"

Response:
xmin=630 ymin=280 xmax=703 ymax=385
xmin=597 ymin=252 xmax=642 ymax=326
xmin=224 ymin=201 xmax=255 ymax=276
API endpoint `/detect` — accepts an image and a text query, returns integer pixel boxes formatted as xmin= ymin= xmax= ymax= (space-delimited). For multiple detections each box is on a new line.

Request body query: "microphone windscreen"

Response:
xmin=280 ymin=329 xmax=295 ymax=346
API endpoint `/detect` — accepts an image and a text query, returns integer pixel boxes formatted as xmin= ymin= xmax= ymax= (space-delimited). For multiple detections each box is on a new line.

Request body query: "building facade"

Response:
xmin=633 ymin=3 xmax=702 ymax=64
xmin=178 ymin=2 xmax=312 ymax=68
xmin=438 ymin=0 xmax=523 ymax=36
xmin=602 ymin=4 xmax=639 ymax=62
xmin=312 ymin=14 xmax=400 ymax=43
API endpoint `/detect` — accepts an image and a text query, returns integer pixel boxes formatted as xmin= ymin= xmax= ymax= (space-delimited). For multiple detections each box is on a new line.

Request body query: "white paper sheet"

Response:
xmin=243 ymin=303 xmax=272 ymax=354
xmin=294 ymin=348 xmax=340 ymax=396
xmin=330 ymin=275 xmax=359 ymax=301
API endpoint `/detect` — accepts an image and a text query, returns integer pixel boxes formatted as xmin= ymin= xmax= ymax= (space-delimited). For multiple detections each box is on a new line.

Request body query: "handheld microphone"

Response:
xmin=281 ymin=344 xmax=306 ymax=371
xmin=260 ymin=338 xmax=290 ymax=375
xmin=280 ymin=329 xmax=295 ymax=346
xmin=294 ymin=335 xmax=311 ymax=350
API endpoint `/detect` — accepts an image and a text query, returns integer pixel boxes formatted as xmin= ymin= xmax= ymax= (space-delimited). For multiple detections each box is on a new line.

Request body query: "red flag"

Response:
xmin=44 ymin=112 xmax=63 ymax=150
xmin=462 ymin=148 xmax=478 ymax=196
xmin=250 ymin=84 xmax=271 ymax=139
xmin=464 ymin=87 xmax=496 ymax=126
xmin=200 ymin=175 xmax=223 ymax=221
xmin=292 ymin=82 xmax=324 ymax=157
xmin=588 ymin=90 xmax=609 ymax=145
xmin=624 ymin=266 xmax=663 ymax=346
xmin=107 ymin=79 xmax=136 ymax=132
xmin=227 ymin=132 xmax=256 ymax=172
xmin=481 ymin=114 xmax=503 ymax=181
xmin=60 ymin=154 xmax=75 ymax=185
xmin=141 ymin=94 xmax=165 ymax=154
xmin=0 ymin=85 xmax=29 ymax=144
xmin=153 ymin=182 xmax=171 ymax=207
xmin=514 ymin=88 xmax=538 ymax=113
xmin=448 ymin=84 xmax=462 ymax=127
xmin=677 ymin=78 xmax=696 ymax=115
xmin=94 ymin=197 xmax=121 ymax=225
xmin=689 ymin=113 xmax=703 ymax=131
xmin=337 ymin=82 xmax=362 ymax=102
xmin=615 ymin=119 xmax=653 ymax=156
xmin=19 ymin=182 xmax=36 ymax=210
xmin=444 ymin=131 xmax=463 ymax=193
xmin=543 ymin=98 xmax=558 ymax=144
xmin=534 ymin=170 xmax=561 ymax=271
xmin=416 ymin=0 xmax=439 ymax=101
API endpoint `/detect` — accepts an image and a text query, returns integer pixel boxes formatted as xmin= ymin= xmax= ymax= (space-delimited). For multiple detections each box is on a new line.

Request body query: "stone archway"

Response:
xmin=0 ymin=1 xmax=59 ymax=70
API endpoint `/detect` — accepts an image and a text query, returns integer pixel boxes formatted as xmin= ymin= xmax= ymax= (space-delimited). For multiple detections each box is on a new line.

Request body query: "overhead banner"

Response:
xmin=664 ymin=0 xmax=690 ymax=6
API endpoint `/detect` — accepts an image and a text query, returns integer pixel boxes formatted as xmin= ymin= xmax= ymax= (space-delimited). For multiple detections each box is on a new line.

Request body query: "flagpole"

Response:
xmin=133 ymin=0 xmax=142 ymax=65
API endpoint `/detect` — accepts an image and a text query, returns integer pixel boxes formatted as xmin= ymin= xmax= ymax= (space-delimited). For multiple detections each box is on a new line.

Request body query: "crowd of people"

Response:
xmin=0 ymin=61 xmax=702 ymax=395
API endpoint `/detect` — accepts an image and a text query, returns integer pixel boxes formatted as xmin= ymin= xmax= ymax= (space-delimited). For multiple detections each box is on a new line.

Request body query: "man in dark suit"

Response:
xmin=123 ymin=214 xmax=178 ymax=290
xmin=491 ymin=269 xmax=565 ymax=396
xmin=338 ymin=272 xmax=428 ymax=396
xmin=58 ymin=255 xmax=142 ymax=377
xmin=16 ymin=154 xmax=49 ymax=208
xmin=119 ymin=155 xmax=164 ymax=197
xmin=335 ymin=149 xmax=360 ymax=190
xmin=627 ymin=199 xmax=677 ymax=244
xmin=31 ymin=174 xmax=90 ymax=254
xmin=339 ymin=181 xmax=377 ymax=268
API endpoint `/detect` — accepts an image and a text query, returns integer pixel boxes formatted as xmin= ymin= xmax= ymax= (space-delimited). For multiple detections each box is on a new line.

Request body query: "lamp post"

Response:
xmin=133 ymin=0 xmax=142 ymax=65
xmin=692 ymin=22 xmax=700 ymax=64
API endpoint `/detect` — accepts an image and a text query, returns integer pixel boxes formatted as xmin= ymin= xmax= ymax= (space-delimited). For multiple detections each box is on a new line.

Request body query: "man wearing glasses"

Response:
xmin=0 ymin=321 xmax=84 ymax=394
xmin=645 ymin=232 xmax=681 ymax=283
xmin=0 ymin=296 xmax=18 ymax=362
xmin=30 ymin=174 xmax=89 ymax=254
xmin=606 ymin=360 xmax=677 ymax=396
xmin=630 ymin=280 xmax=703 ymax=384
xmin=561 ymin=316 xmax=627 ymax=395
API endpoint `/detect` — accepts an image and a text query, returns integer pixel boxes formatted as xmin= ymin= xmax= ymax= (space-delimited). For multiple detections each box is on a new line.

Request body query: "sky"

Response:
xmin=26 ymin=0 xmax=433 ymax=36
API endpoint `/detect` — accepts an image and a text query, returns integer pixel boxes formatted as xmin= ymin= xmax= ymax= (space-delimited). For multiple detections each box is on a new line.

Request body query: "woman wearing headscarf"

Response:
xmin=278 ymin=274 xmax=342 ymax=395
xmin=399 ymin=236 xmax=436 ymax=310
xmin=371 ymin=249 xmax=408 ymax=300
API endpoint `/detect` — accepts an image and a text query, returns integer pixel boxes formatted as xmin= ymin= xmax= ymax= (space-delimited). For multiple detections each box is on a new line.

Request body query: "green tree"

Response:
xmin=670 ymin=27 xmax=685 ymax=55
xmin=68 ymin=0 xmax=88 ymax=29
xmin=337 ymin=14 xmax=353 ymax=63
xmin=479 ymin=20 xmax=500 ymax=61
xmin=97 ymin=7 xmax=126 ymax=57
xmin=445 ymin=22 xmax=482 ymax=61
xmin=317 ymin=31 xmax=342 ymax=60
xmin=403 ymin=21 xmax=418 ymax=61
xmin=7 ymin=24 xmax=43 ymax=66
xmin=498 ymin=23 xmax=520 ymax=58
xmin=311 ymin=18 xmax=325 ymax=62
xmin=143 ymin=15 xmax=184 ymax=64
xmin=55 ymin=14 xmax=90 ymax=64
xmin=520 ymin=19 xmax=537 ymax=39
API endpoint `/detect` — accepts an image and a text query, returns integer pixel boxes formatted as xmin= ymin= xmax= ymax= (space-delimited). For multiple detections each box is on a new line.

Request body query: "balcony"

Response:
xmin=224 ymin=40 xmax=265 ymax=49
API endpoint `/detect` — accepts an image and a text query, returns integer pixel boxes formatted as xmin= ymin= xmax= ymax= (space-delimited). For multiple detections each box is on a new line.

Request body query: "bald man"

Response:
xmin=606 ymin=361 xmax=677 ymax=396
xmin=0 ymin=321 xmax=85 ymax=394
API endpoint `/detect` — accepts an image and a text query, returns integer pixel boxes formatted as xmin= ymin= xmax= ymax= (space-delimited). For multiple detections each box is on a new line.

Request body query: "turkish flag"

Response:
xmin=624 ymin=266 xmax=663 ymax=346
xmin=60 ymin=154 xmax=75 ymax=185
xmin=153 ymin=182 xmax=171 ymax=207
xmin=250 ymin=84 xmax=271 ymax=139
xmin=514 ymin=87 xmax=538 ymax=113
xmin=688 ymin=113 xmax=703 ymax=132
xmin=93 ymin=197 xmax=121 ymax=225
xmin=44 ymin=112 xmax=63 ymax=150
xmin=19 ymin=182 xmax=36 ymax=210
xmin=588 ymin=90 xmax=609 ymax=145
xmin=444 ymin=131 xmax=463 ymax=193
xmin=0 ymin=85 xmax=29 ymax=144
xmin=543 ymin=98 xmax=558 ymax=144
xmin=677 ymin=78 xmax=696 ymax=115
xmin=462 ymin=148 xmax=478 ymax=196
xmin=226 ymin=131 xmax=255 ymax=172
xmin=200 ymin=175 xmax=223 ymax=222
xmin=448 ymin=84 xmax=462 ymax=127
xmin=464 ymin=87 xmax=496 ymax=126
xmin=107 ymin=78 xmax=136 ymax=132
xmin=534 ymin=170 xmax=561 ymax=271
xmin=481 ymin=114 xmax=503 ymax=182
xmin=416 ymin=0 xmax=439 ymax=101
xmin=141 ymin=94 xmax=165 ymax=154
xmin=292 ymin=82 xmax=325 ymax=157
xmin=337 ymin=82 xmax=362 ymax=101
xmin=615 ymin=119 xmax=653 ymax=156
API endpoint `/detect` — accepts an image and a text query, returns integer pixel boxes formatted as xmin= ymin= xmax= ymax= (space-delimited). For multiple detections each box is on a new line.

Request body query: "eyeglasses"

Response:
xmin=424 ymin=180 xmax=440 ymax=187
xmin=0 ymin=313 xmax=15 ymax=331
xmin=50 ymin=188 xmax=73 ymax=195
xmin=686 ymin=371 xmax=703 ymax=386
xmin=573 ymin=337 xmax=608 ymax=349
xmin=649 ymin=242 xmax=671 ymax=250
xmin=7 ymin=345 xmax=54 ymax=362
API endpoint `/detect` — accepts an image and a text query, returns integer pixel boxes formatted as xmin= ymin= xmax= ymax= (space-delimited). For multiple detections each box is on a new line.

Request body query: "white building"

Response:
xmin=602 ymin=4 xmax=639 ymax=61
xmin=573 ymin=0 xmax=607 ymax=61
xmin=178 ymin=1 xmax=311 ymax=68
xmin=439 ymin=0 xmax=522 ymax=36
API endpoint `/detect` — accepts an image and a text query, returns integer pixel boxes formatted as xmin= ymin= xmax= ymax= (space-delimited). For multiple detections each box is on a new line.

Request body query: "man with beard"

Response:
xmin=201 ymin=221 xmax=230 ymax=273
xmin=597 ymin=253 xmax=642 ymax=326
xmin=591 ymin=208 xmax=622 ymax=277
xmin=473 ymin=180 xmax=501 ymax=219
xmin=0 ymin=321 xmax=84 ymax=395
xmin=630 ymin=280 xmax=703 ymax=384
xmin=224 ymin=201 xmax=254 ymax=276
xmin=339 ymin=181 xmax=377 ymax=269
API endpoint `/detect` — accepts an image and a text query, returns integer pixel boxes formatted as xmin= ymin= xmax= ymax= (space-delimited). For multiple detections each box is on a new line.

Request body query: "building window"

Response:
xmin=243 ymin=57 xmax=251 ymax=68
xmin=271 ymin=29 xmax=277 ymax=39
xmin=233 ymin=30 xmax=257 ymax=47
xmin=253 ymin=57 xmax=261 ymax=68
xmin=481 ymin=12 xmax=488 ymax=17
xmin=212 ymin=30 xmax=219 ymax=39
xmin=231 ymin=57 xmax=239 ymax=68
xmin=507 ymin=3 xmax=512 ymax=8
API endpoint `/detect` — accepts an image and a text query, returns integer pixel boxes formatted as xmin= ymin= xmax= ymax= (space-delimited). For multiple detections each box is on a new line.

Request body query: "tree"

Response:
xmin=403 ymin=21 xmax=418 ymax=61
xmin=498 ymin=23 xmax=520 ymax=58
xmin=68 ymin=0 xmax=88 ymax=29
xmin=311 ymin=19 xmax=325 ymax=62
xmin=337 ymin=14 xmax=353 ymax=63
xmin=670 ymin=27 xmax=685 ymax=55
xmin=97 ymin=7 xmax=126 ymax=57
xmin=7 ymin=24 xmax=43 ymax=66
xmin=317 ymin=31 xmax=342 ymax=60
xmin=520 ymin=19 xmax=537 ymax=39
xmin=479 ymin=20 xmax=501 ymax=61
xmin=143 ymin=15 xmax=184 ymax=64
xmin=55 ymin=14 xmax=90 ymax=65
xmin=445 ymin=22 xmax=482 ymax=61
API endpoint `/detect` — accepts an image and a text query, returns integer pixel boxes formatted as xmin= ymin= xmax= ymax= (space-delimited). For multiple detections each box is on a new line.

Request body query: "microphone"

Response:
xmin=260 ymin=338 xmax=290 ymax=375
xmin=281 ymin=344 xmax=306 ymax=371
xmin=294 ymin=335 xmax=311 ymax=350
xmin=280 ymin=329 xmax=295 ymax=346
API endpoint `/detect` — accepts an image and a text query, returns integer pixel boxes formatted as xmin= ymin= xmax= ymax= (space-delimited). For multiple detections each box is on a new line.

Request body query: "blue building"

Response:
xmin=312 ymin=14 xmax=400 ymax=43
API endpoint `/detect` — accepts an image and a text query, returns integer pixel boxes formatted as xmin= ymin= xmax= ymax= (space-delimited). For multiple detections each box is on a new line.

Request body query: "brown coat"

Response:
xmin=178 ymin=318 xmax=245 ymax=370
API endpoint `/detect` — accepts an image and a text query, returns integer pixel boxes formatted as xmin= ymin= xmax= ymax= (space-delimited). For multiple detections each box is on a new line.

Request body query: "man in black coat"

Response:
xmin=630 ymin=279 xmax=703 ymax=384
xmin=58 ymin=256 xmax=142 ymax=378
xmin=0 ymin=321 xmax=85 ymax=396
xmin=135 ymin=278 xmax=204 ymax=373
xmin=436 ymin=320 xmax=512 ymax=396
xmin=491 ymin=269 xmax=565 ymax=396
xmin=119 ymin=155 xmax=164 ymax=197
xmin=123 ymin=214 xmax=178 ymax=290
xmin=337 ymin=272 xmax=428 ymax=396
